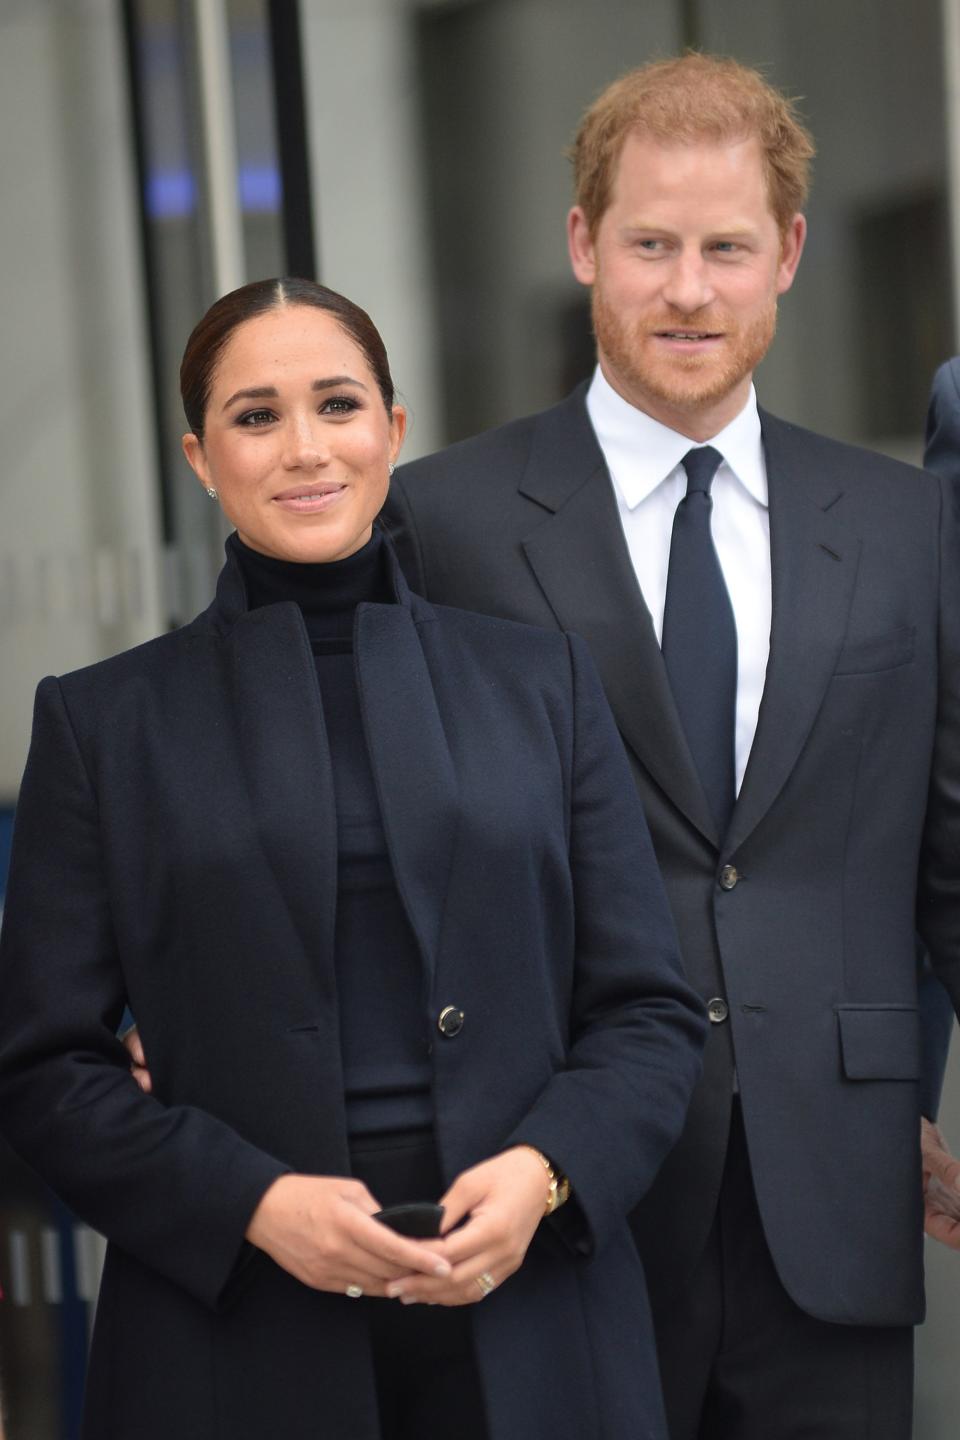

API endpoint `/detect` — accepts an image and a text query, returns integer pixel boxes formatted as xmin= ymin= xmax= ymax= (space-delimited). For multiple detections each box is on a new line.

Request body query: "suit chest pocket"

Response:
xmin=833 ymin=626 xmax=915 ymax=676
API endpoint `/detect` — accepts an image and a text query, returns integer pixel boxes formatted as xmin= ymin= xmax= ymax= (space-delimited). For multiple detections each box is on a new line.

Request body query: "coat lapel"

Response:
xmin=218 ymin=544 xmax=457 ymax=985
xmin=726 ymin=414 xmax=861 ymax=853
xmin=519 ymin=392 xmax=719 ymax=845
xmin=227 ymin=602 xmax=340 ymax=981
xmin=353 ymin=599 xmax=458 ymax=976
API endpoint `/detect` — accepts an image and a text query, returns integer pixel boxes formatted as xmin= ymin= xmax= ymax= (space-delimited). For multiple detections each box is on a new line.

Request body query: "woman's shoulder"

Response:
xmin=422 ymin=598 xmax=571 ymax=657
xmin=51 ymin=610 xmax=216 ymax=704
xmin=416 ymin=600 xmax=590 ymax=702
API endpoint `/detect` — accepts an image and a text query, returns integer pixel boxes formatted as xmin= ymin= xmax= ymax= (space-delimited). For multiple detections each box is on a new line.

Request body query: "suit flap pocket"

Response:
xmin=837 ymin=1005 xmax=920 ymax=1080
xmin=834 ymin=626 xmax=915 ymax=675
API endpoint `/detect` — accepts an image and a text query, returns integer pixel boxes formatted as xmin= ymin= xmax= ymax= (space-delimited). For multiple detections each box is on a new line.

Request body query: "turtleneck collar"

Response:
xmin=227 ymin=527 xmax=393 ymax=641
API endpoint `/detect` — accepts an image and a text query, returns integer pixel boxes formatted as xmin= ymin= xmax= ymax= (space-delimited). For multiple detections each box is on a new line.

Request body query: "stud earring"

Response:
xmin=205 ymin=487 xmax=218 ymax=500
xmin=388 ymin=463 xmax=395 ymax=477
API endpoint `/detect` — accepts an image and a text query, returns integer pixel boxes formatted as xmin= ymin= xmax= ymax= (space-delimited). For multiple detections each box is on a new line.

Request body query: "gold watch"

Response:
xmin=522 ymin=1146 xmax=571 ymax=1214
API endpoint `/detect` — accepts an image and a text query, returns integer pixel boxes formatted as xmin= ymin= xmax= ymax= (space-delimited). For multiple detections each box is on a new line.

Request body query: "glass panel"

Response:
xmin=228 ymin=0 xmax=285 ymax=280
xmin=128 ymin=0 xmax=285 ymax=624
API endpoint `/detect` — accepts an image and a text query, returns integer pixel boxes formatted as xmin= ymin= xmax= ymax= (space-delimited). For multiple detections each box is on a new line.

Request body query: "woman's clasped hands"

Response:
xmin=246 ymin=1145 xmax=550 ymax=1307
xmin=384 ymin=1146 xmax=551 ymax=1307
xmin=125 ymin=1023 xmax=549 ymax=1306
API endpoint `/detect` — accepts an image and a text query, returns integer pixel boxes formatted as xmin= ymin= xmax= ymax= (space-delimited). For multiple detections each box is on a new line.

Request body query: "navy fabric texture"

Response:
xmin=0 ymin=533 xmax=705 ymax=1440
xmin=232 ymin=532 xmax=433 ymax=1135
xmin=384 ymin=384 xmax=960 ymax=1336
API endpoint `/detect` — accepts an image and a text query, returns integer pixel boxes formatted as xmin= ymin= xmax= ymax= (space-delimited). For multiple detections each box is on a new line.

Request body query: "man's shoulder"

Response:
xmin=398 ymin=385 xmax=594 ymax=493
xmin=930 ymin=356 xmax=960 ymax=409
xmin=402 ymin=410 xmax=540 ymax=482
xmin=761 ymin=409 xmax=932 ymax=491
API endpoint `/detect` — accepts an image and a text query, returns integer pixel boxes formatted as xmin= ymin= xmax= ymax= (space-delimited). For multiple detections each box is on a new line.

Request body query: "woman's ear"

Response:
xmin=389 ymin=405 xmax=408 ymax=467
xmin=182 ymin=432 xmax=211 ymax=491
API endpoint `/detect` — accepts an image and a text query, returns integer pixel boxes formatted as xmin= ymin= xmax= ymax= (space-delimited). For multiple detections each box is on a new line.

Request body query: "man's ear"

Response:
xmin=567 ymin=207 xmax=597 ymax=286
xmin=776 ymin=213 xmax=807 ymax=296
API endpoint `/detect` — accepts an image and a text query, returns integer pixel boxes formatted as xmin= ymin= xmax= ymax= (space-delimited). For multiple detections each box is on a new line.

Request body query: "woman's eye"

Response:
xmin=320 ymin=395 xmax=359 ymax=415
xmin=237 ymin=409 xmax=276 ymax=427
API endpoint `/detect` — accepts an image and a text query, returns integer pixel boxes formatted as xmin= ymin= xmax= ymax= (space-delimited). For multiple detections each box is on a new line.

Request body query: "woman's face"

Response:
xmin=183 ymin=304 xmax=406 ymax=564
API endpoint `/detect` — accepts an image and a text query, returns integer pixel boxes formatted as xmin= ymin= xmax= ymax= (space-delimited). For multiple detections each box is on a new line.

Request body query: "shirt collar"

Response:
xmin=585 ymin=364 xmax=768 ymax=510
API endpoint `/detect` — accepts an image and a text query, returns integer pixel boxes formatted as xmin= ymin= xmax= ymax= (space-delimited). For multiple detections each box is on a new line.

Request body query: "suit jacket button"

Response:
xmin=707 ymin=997 xmax=729 ymax=1024
xmin=437 ymin=1005 xmax=465 ymax=1037
xmin=719 ymin=864 xmax=739 ymax=891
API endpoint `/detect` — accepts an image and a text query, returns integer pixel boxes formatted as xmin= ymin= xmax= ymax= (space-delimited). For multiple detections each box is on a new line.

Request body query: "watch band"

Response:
xmin=521 ymin=1146 xmax=571 ymax=1214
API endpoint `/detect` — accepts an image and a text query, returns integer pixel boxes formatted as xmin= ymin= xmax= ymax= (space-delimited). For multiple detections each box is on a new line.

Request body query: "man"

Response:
xmin=384 ymin=53 xmax=960 ymax=1440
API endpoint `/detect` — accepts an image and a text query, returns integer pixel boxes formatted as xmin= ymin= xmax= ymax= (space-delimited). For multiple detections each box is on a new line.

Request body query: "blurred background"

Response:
xmin=1 ymin=0 xmax=959 ymax=1433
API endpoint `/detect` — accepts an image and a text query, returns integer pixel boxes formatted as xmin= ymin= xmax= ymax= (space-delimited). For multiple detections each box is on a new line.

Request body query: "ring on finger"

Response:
xmin=345 ymin=1283 xmax=364 ymax=1299
xmin=474 ymin=1271 xmax=495 ymax=1298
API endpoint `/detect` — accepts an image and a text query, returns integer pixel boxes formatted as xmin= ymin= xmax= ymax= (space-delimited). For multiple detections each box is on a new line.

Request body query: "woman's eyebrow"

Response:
xmin=311 ymin=375 xmax=368 ymax=392
xmin=221 ymin=385 xmax=278 ymax=411
xmin=221 ymin=376 xmax=368 ymax=411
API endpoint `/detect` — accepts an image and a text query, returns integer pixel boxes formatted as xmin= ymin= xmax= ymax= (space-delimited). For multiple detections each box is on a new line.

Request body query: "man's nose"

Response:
xmin=660 ymin=249 xmax=715 ymax=313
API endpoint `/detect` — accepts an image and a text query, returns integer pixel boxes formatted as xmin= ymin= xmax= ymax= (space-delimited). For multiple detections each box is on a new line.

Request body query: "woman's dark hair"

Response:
xmin=180 ymin=277 xmax=396 ymax=439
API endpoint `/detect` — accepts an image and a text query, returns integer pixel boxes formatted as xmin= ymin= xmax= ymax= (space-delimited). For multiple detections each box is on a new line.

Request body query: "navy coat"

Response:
xmin=384 ymin=387 xmax=960 ymax=1329
xmin=0 ymin=539 xmax=705 ymax=1440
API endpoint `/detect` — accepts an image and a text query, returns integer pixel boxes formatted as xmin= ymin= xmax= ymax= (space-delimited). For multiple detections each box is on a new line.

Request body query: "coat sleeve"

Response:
xmin=0 ymin=677 xmax=289 ymax=1311
xmin=503 ymin=632 xmax=706 ymax=1253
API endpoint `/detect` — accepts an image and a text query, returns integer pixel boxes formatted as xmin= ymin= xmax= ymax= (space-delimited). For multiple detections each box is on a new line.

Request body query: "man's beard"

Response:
xmin=591 ymin=286 xmax=778 ymax=418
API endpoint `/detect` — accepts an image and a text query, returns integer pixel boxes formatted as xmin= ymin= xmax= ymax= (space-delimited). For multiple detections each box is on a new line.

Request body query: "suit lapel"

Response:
xmin=354 ymin=601 xmax=458 ymax=978
xmin=727 ymin=414 xmax=861 ymax=853
xmin=520 ymin=393 xmax=719 ymax=845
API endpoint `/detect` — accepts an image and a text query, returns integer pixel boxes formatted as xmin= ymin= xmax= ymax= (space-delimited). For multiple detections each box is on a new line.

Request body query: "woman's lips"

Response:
xmin=272 ymin=485 xmax=348 ymax=513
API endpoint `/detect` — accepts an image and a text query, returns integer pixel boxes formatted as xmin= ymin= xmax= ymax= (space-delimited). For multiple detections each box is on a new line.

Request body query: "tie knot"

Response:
xmin=681 ymin=446 xmax=723 ymax=496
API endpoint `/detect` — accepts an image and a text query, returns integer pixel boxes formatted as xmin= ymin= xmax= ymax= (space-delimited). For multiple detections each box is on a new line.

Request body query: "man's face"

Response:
xmin=567 ymin=132 xmax=805 ymax=439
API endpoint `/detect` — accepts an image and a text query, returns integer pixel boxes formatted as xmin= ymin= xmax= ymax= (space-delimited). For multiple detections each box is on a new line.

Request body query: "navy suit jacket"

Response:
xmin=0 ymin=538 xmax=704 ymax=1440
xmin=384 ymin=385 xmax=960 ymax=1327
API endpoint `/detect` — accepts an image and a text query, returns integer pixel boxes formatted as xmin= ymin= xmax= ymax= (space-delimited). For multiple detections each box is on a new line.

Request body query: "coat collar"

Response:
xmin=207 ymin=524 xmax=431 ymax=631
xmin=208 ymin=528 xmax=457 ymax=979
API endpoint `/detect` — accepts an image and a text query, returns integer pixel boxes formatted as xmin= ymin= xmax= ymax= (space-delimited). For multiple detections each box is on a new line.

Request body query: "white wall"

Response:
xmin=0 ymin=0 xmax=163 ymax=798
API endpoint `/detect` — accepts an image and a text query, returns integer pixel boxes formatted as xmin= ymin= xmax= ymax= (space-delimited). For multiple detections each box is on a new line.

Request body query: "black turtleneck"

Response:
xmin=230 ymin=530 xmax=433 ymax=1136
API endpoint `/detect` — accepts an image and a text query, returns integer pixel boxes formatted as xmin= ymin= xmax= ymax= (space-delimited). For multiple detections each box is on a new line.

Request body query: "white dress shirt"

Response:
xmin=586 ymin=366 xmax=771 ymax=795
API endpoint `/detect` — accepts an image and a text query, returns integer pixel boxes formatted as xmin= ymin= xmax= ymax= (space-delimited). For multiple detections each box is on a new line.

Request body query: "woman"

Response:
xmin=0 ymin=278 xmax=704 ymax=1440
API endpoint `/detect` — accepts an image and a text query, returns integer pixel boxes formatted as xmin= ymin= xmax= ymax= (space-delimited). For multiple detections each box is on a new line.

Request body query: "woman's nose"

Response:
xmin=282 ymin=417 xmax=330 ymax=469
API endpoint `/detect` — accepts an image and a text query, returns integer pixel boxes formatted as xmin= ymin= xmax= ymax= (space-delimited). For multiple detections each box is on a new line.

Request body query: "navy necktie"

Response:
xmin=661 ymin=446 xmax=738 ymax=834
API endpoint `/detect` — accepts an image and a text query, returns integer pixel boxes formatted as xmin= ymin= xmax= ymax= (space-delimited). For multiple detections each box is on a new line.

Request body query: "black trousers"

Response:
xmin=348 ymin=1130 xmax=490 ymax=1440
xmin=654 ymin=1101 xmax=914 ymax=1440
